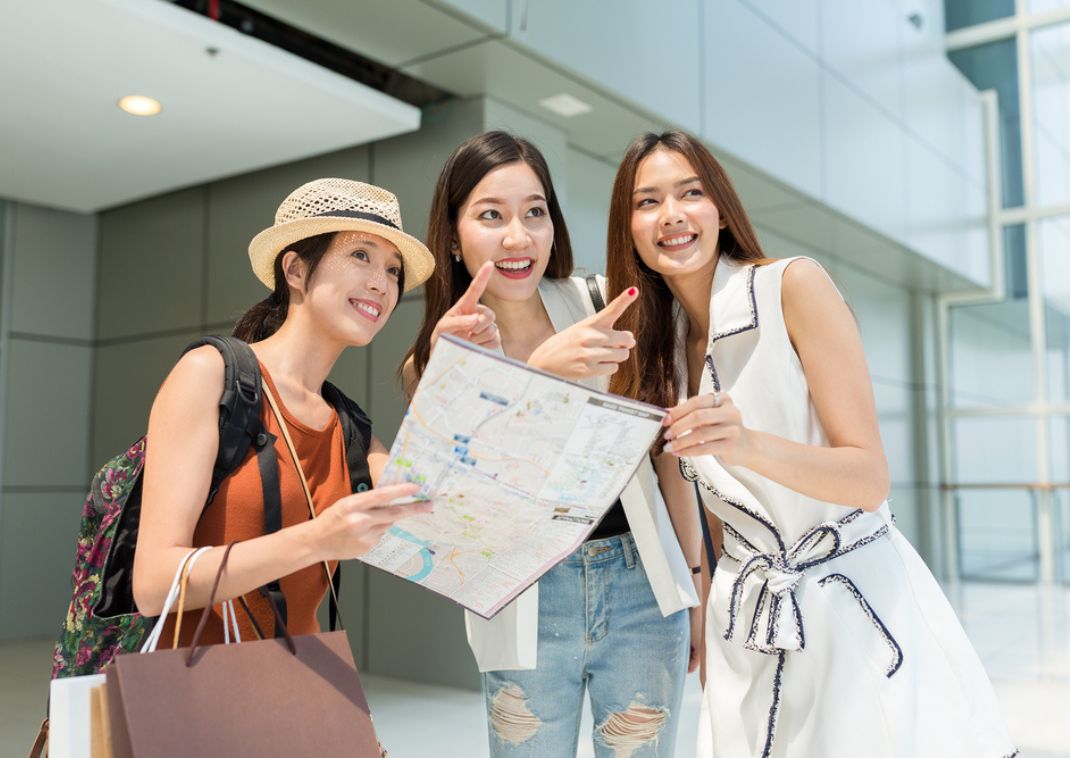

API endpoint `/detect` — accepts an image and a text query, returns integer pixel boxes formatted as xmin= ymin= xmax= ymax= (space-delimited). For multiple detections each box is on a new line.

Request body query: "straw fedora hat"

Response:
xmin=248 ymin=178 xmax=434 ymax=292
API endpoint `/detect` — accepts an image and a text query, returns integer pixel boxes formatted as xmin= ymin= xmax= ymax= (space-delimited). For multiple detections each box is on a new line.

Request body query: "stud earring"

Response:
xmin=453 ymin=254 xmax=461 ymax=263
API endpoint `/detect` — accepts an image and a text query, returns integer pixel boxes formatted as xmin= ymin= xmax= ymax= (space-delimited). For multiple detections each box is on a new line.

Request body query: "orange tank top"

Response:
xmin=162 ymin=364 xmax=351 ymax=646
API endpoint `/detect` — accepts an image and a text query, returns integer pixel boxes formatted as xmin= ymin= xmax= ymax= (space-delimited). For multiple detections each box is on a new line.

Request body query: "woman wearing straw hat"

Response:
xmin=131 ymin=178 xmax=439 ymax=646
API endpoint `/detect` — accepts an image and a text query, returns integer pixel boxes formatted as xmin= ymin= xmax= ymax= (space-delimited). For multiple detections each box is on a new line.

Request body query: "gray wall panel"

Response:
xmin=97 ymin=189 xmax=205 ymax=341
xmin=9 ymin=204 xmax=96 ymax=340
xmin=0 ymin=492 xmax=83 ymax=640
xmin=3 ymin=340 xmax=92 ymax=488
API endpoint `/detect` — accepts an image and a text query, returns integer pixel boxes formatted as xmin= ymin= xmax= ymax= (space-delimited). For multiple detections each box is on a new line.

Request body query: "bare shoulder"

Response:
xmin=167 ymin=345 xmax=225 ymax=387
xmin=781 ymin=257 xmax=835 ymax=293
xmin=153 ymin=345 xmax=225 ymax=412
xmin=781 ymin=259 xmax=846 ymax=315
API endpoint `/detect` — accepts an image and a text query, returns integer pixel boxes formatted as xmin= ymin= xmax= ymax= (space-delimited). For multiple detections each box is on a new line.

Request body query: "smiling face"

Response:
xmin=297 ymin=230 xmax=403 ymax=346
xmin=630 ymin=147 xmax=723 ymax=281
xmin=454 ymin=161 xmax=554 ymax=303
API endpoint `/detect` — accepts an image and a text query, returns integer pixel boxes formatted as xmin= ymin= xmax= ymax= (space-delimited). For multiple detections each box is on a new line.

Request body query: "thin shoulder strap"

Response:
xmin=585 ymin=274 xmax=606 ymax=312
xmin=261 ymin=380 xmax=345 ymax=630
xmin=695 ymin=482 xmax=718 ymax=574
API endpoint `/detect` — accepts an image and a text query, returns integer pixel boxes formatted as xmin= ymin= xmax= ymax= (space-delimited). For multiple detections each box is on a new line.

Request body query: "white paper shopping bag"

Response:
xmin=48 ymin=673 xmax=106 ymax=758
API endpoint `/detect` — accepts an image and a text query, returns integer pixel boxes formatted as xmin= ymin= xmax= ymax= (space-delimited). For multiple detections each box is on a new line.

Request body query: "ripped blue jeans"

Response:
xmin=483 ymin=532 xmax=690 ymax=757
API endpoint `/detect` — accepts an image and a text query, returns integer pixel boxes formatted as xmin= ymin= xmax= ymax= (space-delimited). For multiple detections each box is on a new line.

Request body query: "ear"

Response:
xmin=450 ymin=237 xmax=460 ymax=251
xmin=280 ymin=250 xmax=307 ymax=291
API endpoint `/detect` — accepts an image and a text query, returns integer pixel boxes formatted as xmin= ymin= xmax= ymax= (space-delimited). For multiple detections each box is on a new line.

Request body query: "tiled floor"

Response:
xmin=2 ymin=582 xmax=1067 ymax=757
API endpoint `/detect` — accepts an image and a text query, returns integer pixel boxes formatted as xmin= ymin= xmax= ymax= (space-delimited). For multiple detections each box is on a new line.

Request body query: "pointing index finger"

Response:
xmin=590 ymin=286 xmax=639 ymax=328
xmin=454 ymin=261 xmax=494 ymax=314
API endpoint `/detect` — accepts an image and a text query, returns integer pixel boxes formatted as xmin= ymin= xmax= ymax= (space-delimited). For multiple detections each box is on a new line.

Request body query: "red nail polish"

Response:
xmin=628 ymin=287 xmax=637 ymax=296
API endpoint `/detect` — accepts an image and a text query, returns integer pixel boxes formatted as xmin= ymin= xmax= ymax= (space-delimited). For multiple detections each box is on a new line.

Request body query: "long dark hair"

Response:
xmin=403 ymin=131 xmax=575 ymax=380
xmin=606 ymin=131 xmax=769 ymax=408
xmin=232 ymin=233 xmax=335 ymax=342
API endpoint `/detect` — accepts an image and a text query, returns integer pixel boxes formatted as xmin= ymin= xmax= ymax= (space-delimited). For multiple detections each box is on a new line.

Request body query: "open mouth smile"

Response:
xmin=657 ymin=233 xmax=698 ymax=252
xmin=494 ymin=257 xmax=535 ymax=279
xmin=350 ymin=298 xmax=382 ymax=322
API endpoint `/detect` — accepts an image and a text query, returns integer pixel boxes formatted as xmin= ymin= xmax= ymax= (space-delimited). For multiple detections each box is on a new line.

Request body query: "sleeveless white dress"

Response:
xmin=684 ymin=257 xmax=1017 ymax=758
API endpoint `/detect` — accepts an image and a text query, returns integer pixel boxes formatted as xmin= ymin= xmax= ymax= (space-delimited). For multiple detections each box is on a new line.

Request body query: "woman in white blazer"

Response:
xmin=402 ymin=131 xmax=701 ymax=758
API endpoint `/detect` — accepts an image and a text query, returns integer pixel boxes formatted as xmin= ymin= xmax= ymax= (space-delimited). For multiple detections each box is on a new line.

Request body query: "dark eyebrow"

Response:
xmin=472 ymin=194 xmax=547 ymax=206
xmin=632 ymin=176 xmax=702 ymax=195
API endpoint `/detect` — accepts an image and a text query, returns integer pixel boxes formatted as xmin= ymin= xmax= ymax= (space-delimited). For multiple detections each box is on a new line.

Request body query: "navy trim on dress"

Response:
xmin=818 ymin=573 xmax=904 ymax=678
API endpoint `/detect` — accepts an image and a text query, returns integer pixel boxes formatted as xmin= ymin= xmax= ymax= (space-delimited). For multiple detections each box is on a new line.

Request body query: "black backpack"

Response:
xmin=51 ymin=335 xmax=372 ymax=678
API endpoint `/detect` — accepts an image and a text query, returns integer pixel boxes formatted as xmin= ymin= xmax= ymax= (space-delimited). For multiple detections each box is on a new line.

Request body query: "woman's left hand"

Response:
xmin=663 ymin=392 xmax=752 ymax=465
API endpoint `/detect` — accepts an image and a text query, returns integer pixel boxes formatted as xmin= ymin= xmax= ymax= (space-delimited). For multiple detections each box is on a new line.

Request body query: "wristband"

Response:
xmin=691 ymin=565 xmax=702 ymax=575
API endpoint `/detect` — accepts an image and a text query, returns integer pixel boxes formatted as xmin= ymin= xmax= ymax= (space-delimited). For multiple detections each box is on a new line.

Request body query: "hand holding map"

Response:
xmin=360 ymin=335 xmax=666 ymax=618
xmin=528 ymin=286 xmax=639 ymax=379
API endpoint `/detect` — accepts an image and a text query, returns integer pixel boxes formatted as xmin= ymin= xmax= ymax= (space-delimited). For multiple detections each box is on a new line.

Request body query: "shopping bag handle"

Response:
xmin=186 ymin=542 xmax=296 ymax=666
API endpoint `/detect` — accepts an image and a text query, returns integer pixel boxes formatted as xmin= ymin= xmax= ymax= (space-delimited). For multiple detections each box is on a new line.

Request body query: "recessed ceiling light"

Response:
xmin=118 ymin=95 xmax=162 ymax=117
xmin=539 ymin=94 xmax=592 ymax=118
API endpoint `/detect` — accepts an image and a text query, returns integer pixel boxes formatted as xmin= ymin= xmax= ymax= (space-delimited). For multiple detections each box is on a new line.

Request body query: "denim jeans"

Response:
xmin=483 ymin=532 xmax=690 ymax=757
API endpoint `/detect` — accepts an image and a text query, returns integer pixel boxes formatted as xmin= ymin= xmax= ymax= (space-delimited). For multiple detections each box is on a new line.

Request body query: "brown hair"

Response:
xmin=606 ymin=131 xmax=768 ymax=408
xmin=404 ymin=131 xmax=574 ymax=379
xmin=232 ymin=233 xmax=407 ymax=342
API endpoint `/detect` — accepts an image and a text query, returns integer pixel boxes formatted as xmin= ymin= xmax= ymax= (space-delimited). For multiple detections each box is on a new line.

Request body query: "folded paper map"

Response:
xmin=359 ymin=335 xmax=667 ymax=618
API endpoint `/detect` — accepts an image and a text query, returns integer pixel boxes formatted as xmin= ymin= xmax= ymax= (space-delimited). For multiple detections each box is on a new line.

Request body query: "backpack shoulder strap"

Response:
xmin=321 ymin=381 xmax=373 ymax=494
xmin=318 ymin=381 xmax=374 ymax=632
xmin=183 ymin=336 xmax=290 ymax=632
xmin=182 ymin=336 xmax=264 ymax=504
xmin=585 ymin=274 xmax=606 ymax=312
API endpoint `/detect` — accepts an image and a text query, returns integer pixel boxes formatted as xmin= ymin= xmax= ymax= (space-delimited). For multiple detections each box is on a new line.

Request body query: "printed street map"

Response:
xmin=360 ymin=335 xmax=667 ymax=618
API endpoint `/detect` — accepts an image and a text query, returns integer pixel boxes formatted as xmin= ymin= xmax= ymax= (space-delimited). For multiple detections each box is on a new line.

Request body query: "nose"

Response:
xmin=660 ymin=195 xmax=686 ymax=228
xmin=502 ymin=216 xmax=532 ymax=250
xmin=366 ymin=264 xmax=389 ymax=294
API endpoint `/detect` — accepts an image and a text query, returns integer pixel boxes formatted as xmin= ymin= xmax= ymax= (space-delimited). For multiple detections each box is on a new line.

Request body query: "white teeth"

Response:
xmin=660 ymin=234 xmax=697 ymax=247
xmin=354 ymin=302 xmax=380 ymax=318
xmin=495 ymin=259 xmax=532 ymax=271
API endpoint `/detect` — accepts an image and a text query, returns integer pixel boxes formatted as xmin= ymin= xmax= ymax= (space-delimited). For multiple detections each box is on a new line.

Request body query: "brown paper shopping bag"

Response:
xmin=105 ymin=543 xmax=381 ymax=757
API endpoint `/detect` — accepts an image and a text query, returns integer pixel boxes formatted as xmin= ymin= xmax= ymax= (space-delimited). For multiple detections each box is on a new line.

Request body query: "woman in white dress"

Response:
xmin=603 ymin=130 xmax=1018 ymax=758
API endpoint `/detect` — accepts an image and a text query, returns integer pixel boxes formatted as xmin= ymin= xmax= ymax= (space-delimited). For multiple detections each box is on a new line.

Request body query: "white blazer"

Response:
xmin=464 ymin=275 xmax=699 ymax=671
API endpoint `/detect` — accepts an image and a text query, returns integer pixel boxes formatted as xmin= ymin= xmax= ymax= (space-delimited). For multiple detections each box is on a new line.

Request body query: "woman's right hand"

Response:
xmin=527 ymin=286 xmax=639 ymax=380
xmin=430 ymin=261 xmax=501 ymax=352
xmin=314 ymin=483 xmax=430 ymax=561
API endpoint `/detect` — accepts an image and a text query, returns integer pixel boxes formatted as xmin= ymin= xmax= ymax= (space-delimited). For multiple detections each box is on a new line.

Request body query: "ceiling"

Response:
xmin=0 ymin=0 xmax=421 ymax=212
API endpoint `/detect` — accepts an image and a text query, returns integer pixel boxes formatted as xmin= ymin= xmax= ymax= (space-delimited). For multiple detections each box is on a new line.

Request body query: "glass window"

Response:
xmin=1048 ymin=416 xmax=1070 ymax=582
xmin=1057 ymin=487 xmax=1070 ymax=583
xmin=955 ymin=488 xmax=1039 ymax=581
xmin=950 ymin=298 xmax=1034 ymax=408
xmin=949 ymin=39 xmax=1025 ymax=208
xmin=953 ymin=416 xmax=1038 ymax=482
xmin=1039 ymin=216 xmax=1070 ymax=403
xmin=1031 ymin=22 xmax=1070 ymax=207
xmin=944 ymin=0 xmax=1015 ymax=32
xmin=952 ymin=415 xmax=1041 ymax=581
xmin=1029 ymin=0 xmax=1070 ymax=13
